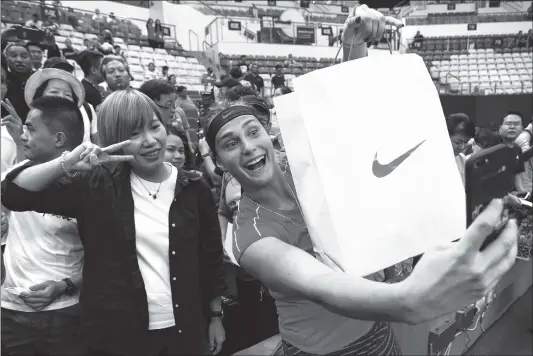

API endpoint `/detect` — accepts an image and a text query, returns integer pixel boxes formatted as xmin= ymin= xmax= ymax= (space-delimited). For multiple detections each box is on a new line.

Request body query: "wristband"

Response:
xmin=201 ymin=152 xmax=211 ymax=159
xmin=60 ymin=151 xmax=79 ymax=178
xmin=210 ymin=310 xmax=224 ymax=319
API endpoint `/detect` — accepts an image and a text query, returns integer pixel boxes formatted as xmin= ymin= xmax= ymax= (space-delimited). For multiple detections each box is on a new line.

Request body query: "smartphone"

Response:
xmin=465 ymin=144 xmax=518 ymax=251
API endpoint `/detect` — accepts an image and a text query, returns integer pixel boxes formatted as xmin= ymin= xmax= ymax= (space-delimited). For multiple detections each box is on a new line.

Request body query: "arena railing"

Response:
xmin=405 ymin=11 xmax=530 ymax=26
xmin=27 ymin=0 xmax=178 ymax=43
xmin=204 ymin=16 xmax=345 ymax=47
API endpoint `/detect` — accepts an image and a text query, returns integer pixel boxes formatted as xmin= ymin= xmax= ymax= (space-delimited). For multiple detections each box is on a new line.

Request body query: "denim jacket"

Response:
xmin=1 ymin=162 xmax=225 ymax=355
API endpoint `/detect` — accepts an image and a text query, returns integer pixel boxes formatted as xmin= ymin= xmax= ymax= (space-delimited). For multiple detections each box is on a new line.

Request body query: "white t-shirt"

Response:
xmin=1 ymin=126 xmax=17 ymax=174
xmin=131 ymin=163 xmax=177 ymax=330
xmin=1 ymin=161 xmax=84 ymax=312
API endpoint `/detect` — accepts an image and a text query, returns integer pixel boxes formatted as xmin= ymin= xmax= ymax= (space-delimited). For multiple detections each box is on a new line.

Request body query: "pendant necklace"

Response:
xmin=133 ymin=173 xmax=162 ymax=200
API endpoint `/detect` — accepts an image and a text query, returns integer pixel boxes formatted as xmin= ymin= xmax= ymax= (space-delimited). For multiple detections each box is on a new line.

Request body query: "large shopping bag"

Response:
xmin=274 ymin=53 xmax=466 ymax=277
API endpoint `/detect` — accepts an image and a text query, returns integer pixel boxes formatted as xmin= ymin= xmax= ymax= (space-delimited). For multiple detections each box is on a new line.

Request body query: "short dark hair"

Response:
xmin=162 ymin=65 xmax=169 ymax=71
xmin=501 ymin=111 xmax=523 ymax=125
xmin=446 ymin=113 xmax=475 ymax=137
xmin=275 ymin=64 xmax=283 ymax=70
xmin=475 ymin=127 xmax=501 ymax=149
xmin=30 ymin=96 xmax=84 ymax=149
xmin=278 ymin=86 xmax=292 ymax=95
xmin=176 ymin=86 xmax=187 ymax=94
xmin=77 ymin=50 xmax=103 ymax=76
xmin=114 ymin=44 xmax=121 ymax=50
xmin=167 ymin=125 xmax=194 ymax=170
xmin=25 ymin=41 xmax=42 ymax=51
xmin=229 ymin=67 xmax=243 ymax=79
xmin=226 ymin=85 xmax=258 ymax=101
xmin=139 ymin=79 xmax=176 ymax=101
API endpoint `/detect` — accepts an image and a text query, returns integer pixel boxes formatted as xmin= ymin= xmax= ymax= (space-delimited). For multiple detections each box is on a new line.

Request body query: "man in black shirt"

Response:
xmin=76 ymin=50 xmax=104 ymax=108
xmin=2 ymin=44 xmax=33 ymax=122
xmin=62 ymin=39 xmax=79 ymax=60
xmin=270 ymin=64 xmax=285 ymax=90
xmin=244 ymin=63 xmax=264 ymax=96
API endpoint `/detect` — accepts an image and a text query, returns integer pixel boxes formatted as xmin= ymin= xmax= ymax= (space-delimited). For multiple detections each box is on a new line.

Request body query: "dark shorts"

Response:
xmin=1 ymin=304 xmax=84 ymax=356
xmin=281 ymin=322 xmax=402 ymax=356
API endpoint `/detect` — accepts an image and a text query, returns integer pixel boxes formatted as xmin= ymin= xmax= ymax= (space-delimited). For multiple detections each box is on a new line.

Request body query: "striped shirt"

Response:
xmin=232 ymin=166 xmax=398 ymax=354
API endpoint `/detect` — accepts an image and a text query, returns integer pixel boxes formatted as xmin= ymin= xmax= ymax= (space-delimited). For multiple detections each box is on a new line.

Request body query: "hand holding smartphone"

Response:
xmin=465 ymin=144 xmax=520 ymax=251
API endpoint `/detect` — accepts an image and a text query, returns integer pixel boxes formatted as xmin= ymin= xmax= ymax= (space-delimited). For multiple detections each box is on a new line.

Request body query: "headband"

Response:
xmin=206 ymin=105 xmax=258 ymax=153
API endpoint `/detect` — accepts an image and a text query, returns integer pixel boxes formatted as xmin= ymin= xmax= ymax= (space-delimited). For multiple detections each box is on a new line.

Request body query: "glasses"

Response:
xmin=157 ymin=103 xmax=176 ymax=111
xmin=502 ymin=122 xmax=522 ymax=127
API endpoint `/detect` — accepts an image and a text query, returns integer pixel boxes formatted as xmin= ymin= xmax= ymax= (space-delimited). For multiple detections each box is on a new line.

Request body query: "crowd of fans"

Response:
xmin=0 ymin=3 xmax=531 ymax=356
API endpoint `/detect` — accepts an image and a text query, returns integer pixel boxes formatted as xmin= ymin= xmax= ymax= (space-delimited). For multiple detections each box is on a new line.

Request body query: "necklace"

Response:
xmin=132 ymin=173 xmax=163 ymax=200
xmin=244 ymin=184 xmax=306 ymax=230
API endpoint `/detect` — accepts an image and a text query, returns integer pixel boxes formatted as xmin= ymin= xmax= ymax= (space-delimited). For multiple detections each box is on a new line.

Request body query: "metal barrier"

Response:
xmin=406 ymin=11 xmax=530 ymax=26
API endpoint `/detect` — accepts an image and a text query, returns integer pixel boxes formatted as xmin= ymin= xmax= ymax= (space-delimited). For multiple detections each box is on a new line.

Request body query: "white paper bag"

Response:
xmin=275 ymin=54 xmax=466 ymax=277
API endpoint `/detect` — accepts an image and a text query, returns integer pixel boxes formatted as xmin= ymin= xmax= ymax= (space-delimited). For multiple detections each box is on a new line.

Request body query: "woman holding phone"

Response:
xmin=1 ymin=89 xmax=225 ymax=356
xmin=199 ymin=5 xmax=517 ymax=356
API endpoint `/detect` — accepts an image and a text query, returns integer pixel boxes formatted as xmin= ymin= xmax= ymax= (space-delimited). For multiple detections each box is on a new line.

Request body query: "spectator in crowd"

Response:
xmin=161 ymin=66 xmax=169 ymax=80
xmin=284 ymin=53 xmax=298 ymax=68
xmin=92 ymin=8 xmax=106 ymax=33
xmin=1 ymin=96 xmax=85 ymax=356
xmin=500 ymin=112 xmax=524 ymax=148
xmin=154 ymin=19 xmax=165 ymax=49
xmin=139 ymin=79 xmax=177 ymax=127
xmin=164 ymin=125 xmax=197 ymax=171
xmin=83 ymin=38 xmax=90 ymax=50
xmin=473 ymin=126 xmax=501 ymax=152
xmin=47 ymin=43 xmax=63 ymax=61
xmin=237 ymin=55 xmax=248 ymax=71
xmin=413 ymin=30 xmax=424 ymax=46
xmin=62 ymin=39 xmax=79 ymax=60
xmin=175 ymin=86 xmax=199 ymax=122
xmin=1 ymin=54 xmax=19 ymax=173
xmin=1 ymin=89 xmax=226 ymax=356
xmin=66 ymin=7 xmax=79 ymax=28
xmin=77 ymin=50 xmax=105 ymax=109
xmin=25 ymin=13 xmax=42 ymax=30
xmin=100 ymin=55 xmax=131 ymax=93
xmin=145 ymin=62 xmax=158 ymax=81
xmin=225 ymin=85 xmax=257 ymax=102
xmin=168 ymin=74 xmax=177 ymax=87
xmin=25 ymin=42 xmax=43 ymax=71
xmin=214 ymin=75 xmax=241 ymax=103
xmin=89 ymin=37 xmax=101 ymax=52
xmin=146 ymin=18 xmax=161 ymax=49
xmin=515 ymin=123 xmax=532 ymax=195
xmin=3 ymin=44 xmax=33 ymax=122
xmin=527 ymin=29 xmax=533 ymax=49
xmin=201 ymin=67 xmax=216 ymax=91
xmin=107 ymin=12 xmax=118 ymax=31
xmin=271 ymin=64 xmax=286 ymax=91
xmin=272 ymin=85 xmax=292 ymax=97
xmin=24 ymin=66 xmax=95 ymax=143
xmin=114 ymin=44 xmax=125 ymax=59
xmin=516 ymin=31 xmax=527 ymax=48
xmin=230 ymin=67 xmax=251 ymax=87
xmin=244 ymin=63 xmax=265 ymax=96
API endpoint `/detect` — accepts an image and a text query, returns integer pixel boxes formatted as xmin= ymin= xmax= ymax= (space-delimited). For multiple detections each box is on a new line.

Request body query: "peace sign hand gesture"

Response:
xmin=342 ymin=4 xmax=404 ymax=48
xmin=1 ymin=99 xmax=24 ymax=144
xmin=63 ymin=140 xmax=134 ymax=173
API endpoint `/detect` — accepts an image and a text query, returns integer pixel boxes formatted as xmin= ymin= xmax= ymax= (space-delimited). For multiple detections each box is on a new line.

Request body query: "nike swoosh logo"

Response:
xmin=372 ymin=140 xmax=426 ymax=178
